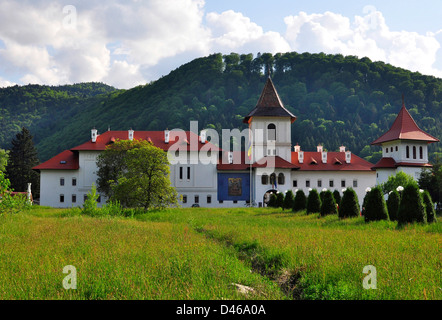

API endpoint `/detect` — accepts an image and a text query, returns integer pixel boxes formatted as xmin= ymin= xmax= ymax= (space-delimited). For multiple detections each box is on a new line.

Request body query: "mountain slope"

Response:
xmin=2 ymin=52 xmax=441 ymax=163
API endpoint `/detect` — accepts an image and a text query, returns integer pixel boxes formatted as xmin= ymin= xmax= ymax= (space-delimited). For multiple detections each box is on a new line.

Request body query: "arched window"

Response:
xmin=261 ymin=174 xmax=269 ymax=185
xmin=270 ymin=173 xmax=276 ymax=187
xmin=419 ymin=146 xmax=423 ymax=159
xmin=278 ymin=173 xmax=285 ymax=185
xmin=267 ymin=123 xmax=276 ymax=141
xmin=406 ymin=146 xmax=410 ymax=158
xmin=413 ymin=146 xmax=416 ymax=159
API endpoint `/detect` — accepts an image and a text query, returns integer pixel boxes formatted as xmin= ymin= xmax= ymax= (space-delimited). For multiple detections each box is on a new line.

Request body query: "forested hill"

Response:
xmin=1 ymin=52 xmax=442 ymax=163
xmin=0 ymin=82 xmax=117 ymax=156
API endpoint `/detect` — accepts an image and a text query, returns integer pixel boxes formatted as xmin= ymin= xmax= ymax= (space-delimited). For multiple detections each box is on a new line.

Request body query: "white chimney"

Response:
xmin=228 ymin=152 xmax=233 ymax=164
xmin=200 ymin=130 xmax=206 ymax=144
xmin=345 ymin=151 xmax=351 ymax=164
xmin=317 ymin=145 xmax=323 ymax=152
xmin=128 ymin=128 xmax=134 ymax=141
xmin=294 ymin=144 xmax=301 ymax=152
xmin=91 ymin=128 xmax=98 ymax=143
xmin=339 ymin=145 xmax=346 ymax=152
xmin=322 ymin=151 xmax=327 ymax=164
xmin=164 ymin=129 xmax=170 ymax=144
xmin=298 ymin=151 xmax=304 ymax=164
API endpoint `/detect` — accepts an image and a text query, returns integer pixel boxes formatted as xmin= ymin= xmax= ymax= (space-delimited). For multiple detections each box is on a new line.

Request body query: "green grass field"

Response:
xmin=0 ymin=206 xmax=440 ymax=300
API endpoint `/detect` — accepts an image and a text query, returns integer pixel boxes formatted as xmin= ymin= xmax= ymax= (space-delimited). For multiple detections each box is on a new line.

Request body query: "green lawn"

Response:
xmin=0 ymin=206 xmax=440 ymax=300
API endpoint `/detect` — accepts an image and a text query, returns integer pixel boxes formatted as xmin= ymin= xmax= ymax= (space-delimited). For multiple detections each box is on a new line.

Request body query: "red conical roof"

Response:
xmin=243 ymin=77 xmax=296 ymax=124
xmin=371 ymin=101 xmax=439 ymax=145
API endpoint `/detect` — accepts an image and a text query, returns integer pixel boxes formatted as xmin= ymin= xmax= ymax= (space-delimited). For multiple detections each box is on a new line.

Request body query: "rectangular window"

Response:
xmin=72 ymin=194 xmax=76 ymax=203
xmin=60 ymin=178 xmax=65 ymax=186
xmin=233 ymin=200 xmax=238 ymax=204
xmin=60 ymin=194 xmax=64 ymax=203
xmin=293 ymin=180 xmax=297 ymax=188
xmin=341 ymin=180 xmax=346 ymax=188
xmin=194 ymin=195 xmax=199 ymax=204
xmin=97 ymin=195 xmax=101 ymax=203
xmin=179 ymin=167 xmax=183 ymax=180
xmin=329 ymin=180 xmax=334 ymax=188
xmin=182 ymin=195 xmax=187 ymax=204
xmin=353 ymin=180 xmax=358 ymax=188
xmin=72 ymin=178 xmax=77 ymax=186
xmin=207 ymin=195 xmax=212 ymax=204
xmin=306 ymin=180 xmax=310 ymax=188
xmin=219 ymin=200 xmax=224 ymax=204
xmin=84 ymin=194 xmax=88 ymax=202
xmin=317 ymin=180 xmax=322 ymax=188
xmin=187 ymin=167 xmax=191 ymax=180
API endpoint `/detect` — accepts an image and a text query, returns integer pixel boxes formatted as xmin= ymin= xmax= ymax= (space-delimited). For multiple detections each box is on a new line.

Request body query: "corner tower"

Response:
xmin=243 ymin=77 xmax=296 ymax=162
xmin=371 ymin=97 xmax=439 ymax=184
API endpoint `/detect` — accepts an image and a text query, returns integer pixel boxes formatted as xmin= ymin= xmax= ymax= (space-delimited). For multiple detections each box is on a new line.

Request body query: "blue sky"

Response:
xmin=0 ymin=0 xmax=441 ymax=88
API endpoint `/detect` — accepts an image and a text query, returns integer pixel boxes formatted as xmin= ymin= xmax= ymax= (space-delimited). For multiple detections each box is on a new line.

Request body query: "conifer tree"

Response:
xmin=283 ymin=190 xmax=295 ymax=210
xmin=338 ymin=188 xmax=360 ymax=219
xmin=386 ymin=190 xmax=400 ymax=221
xmin=268 ymin=193 xmax=277 ymax=208
xmin=6 ymin=127 xmax=40 ymax=198
xmin=364 ymin=186 xmax=389 ymax=222
xmin=276 ymin=192 xmax=285 ymax=209
xmin=306 ymin=189 xmax=321 ymax=214
xmin=397 ymin=182 xmax=426 ymax=224
xmin=333 ymin=190 xmax=341 ymax=206
xmin=320 ymin=190 xmax=337 ymax=216
xmin=293 ymin=190 xmax=306 ymax=212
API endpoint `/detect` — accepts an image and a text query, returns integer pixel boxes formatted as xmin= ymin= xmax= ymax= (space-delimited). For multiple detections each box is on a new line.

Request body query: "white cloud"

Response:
xmin=0 ymin=1 xmax=441 ymax=89
xmin=284 ymin=10 xmax=442 ymax=78
xmin=207 ymin=10 xmax=291 ymax=54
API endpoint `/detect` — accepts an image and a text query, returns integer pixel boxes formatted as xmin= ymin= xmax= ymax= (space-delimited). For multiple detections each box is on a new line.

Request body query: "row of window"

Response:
xmin=385 ymin=145 xmax=424 ymax=160
xmin=261 ymin=173 xmax=285 ymax=185
xmin=60 ymin=177 xmax=76 ymax=186
xmin=293 ymin=179 xmax=358 ymax=188
xmin=59 ymin=194 xmax=101 ymax=203
xmin=181 ymin=195 xmax=238 ymax=205
xmin=179 ymin=166 xmax=191 ymax=180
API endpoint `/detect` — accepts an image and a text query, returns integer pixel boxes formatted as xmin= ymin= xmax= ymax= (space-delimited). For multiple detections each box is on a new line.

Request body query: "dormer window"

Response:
xmin=267 ymin=124 xmax=276 ymax=141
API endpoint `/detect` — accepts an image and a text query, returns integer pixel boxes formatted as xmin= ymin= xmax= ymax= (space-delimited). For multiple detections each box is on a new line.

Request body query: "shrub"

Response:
xmin=82 ymin=184 xmax=99 ymax=216
xmin=333 ymin=190 xmax=341 ymax=206
xmin=320 ymin=190 xmax=337 ymax=216
xmin=338 ymin=188 xmax=360 ymax=219
xmin=276 ymin=192 xmax=285 ymax=208
xmin=293 ymin=190 xmax=306 ymax=212
xmin=397 ymin=182 xmax=426 ymax=224
xmin=283 ymin=190 xmax=295 ymax=210
xmin=268 ymin=193 xmax=277 ymax=208
xmin=364 ymin=186 xmax=389 ymax=222
xmin=306 ymin=189 xmax=321 ymax=214
xmin=422 ymin=190 xmax=437 ymax=223
xmin=386 ymin=190 xmax=400 ymax=221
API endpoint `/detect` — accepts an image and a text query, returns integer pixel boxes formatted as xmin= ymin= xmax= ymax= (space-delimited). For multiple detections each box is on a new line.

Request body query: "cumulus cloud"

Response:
xmin=0 ymin=1 xmax=441 ymax=89
xmin=284 ymin=10 xmax=442 ymax=78
xmin=207 ymin=10 xmax=291 ymax=54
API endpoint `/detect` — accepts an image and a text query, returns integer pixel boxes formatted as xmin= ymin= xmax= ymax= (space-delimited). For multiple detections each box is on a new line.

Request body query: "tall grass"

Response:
xmin=0 ymin=206 xmax=440 ymax=300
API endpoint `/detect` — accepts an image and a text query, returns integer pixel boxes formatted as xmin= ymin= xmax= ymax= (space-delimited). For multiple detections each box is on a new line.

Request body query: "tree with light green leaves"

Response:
xmin=380 ymin=171 xmax=414 ymax=195
xmin=97 ymin=139 xmax=178 ymax=210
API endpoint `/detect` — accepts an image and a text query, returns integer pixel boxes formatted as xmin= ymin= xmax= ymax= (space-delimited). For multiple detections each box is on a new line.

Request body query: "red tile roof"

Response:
xmin=372 ymin=157 xmax=433 ymax=169
xmin=252 ymin=156 xmax=299 ymax=169
xmin=33 ymin=150 xmax=79 ymax=171
xmin=34 ymin=130 xmax=220 ymax=170
xmin=371 ymin=104 xmax=439 ymax=145
xmin=243 ymin=77 xmax=296 ymax=124
xmin=291 ymin=152 xmax=374 ymax=171
xmin=70 ymin=130 xmax=220 ymax=152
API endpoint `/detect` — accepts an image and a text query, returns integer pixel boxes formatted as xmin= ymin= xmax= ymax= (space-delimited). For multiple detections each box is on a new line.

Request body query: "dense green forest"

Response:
xmin=1 ymin=52 xmax=441 ymax=163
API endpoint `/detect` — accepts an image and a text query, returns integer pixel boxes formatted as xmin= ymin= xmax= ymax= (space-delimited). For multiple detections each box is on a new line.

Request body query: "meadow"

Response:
xmin=0 ymin=206 xmax=440 ymax=300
